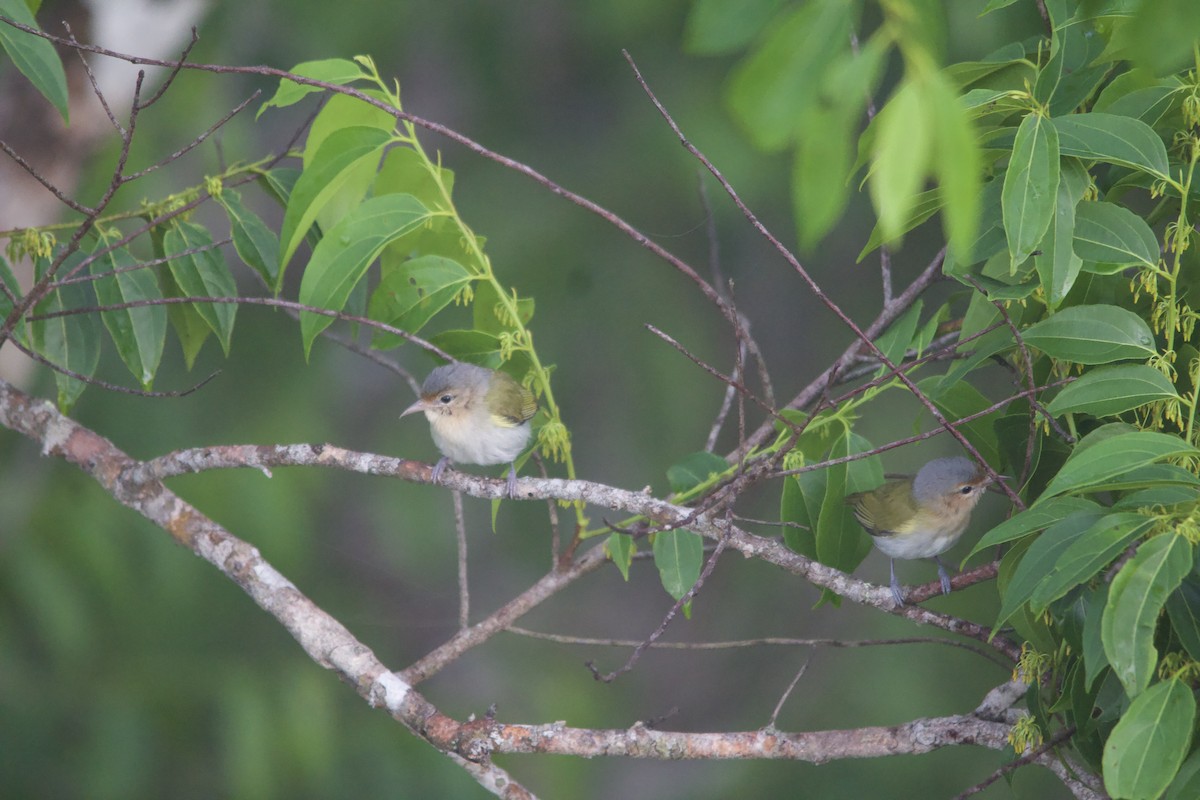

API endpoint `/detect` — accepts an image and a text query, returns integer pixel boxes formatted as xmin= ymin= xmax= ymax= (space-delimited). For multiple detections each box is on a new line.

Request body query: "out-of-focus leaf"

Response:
xmin=929 ymin=71 xmax=981 ymax=262
xmin=870 ymin=78 xmax=932 ymax=248
xmin=1103 ymin=534 xmax=1192 ymax=697
xmin=1022 ymin=304 xmax=1156 ymax=365
xmin=367 ymin=255 xmax=472 ymax=348
xmin=0 ymin=0 xmax=68 ymax=121
xmin=667 ymin=451 xmax=729 ymax=494
xmin=684 ymin=0 xmax=785 ymax=54
xmin=605 ymin=532 xmax=634 ymax=582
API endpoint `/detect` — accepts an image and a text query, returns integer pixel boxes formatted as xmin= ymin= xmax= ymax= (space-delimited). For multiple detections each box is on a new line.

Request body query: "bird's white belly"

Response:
xmin=431 ymin=414 xmax=531 ymax=465
xmin=872 ymin=526 xmax=963 ymax=560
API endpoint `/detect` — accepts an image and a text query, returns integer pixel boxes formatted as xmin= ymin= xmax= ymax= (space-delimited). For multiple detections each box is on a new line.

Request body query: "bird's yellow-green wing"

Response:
xmin=845 ymin=478 xmax=919 ymax=535
xmin=487 ymin=370 xmax=538 ymax=427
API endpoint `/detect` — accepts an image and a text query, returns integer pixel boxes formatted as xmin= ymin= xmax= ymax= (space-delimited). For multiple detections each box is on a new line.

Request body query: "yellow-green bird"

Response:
xmin=845 ymin=457 xmax=992 ymax=606
xmin=401 ymin=362 xmax=538 ymax=499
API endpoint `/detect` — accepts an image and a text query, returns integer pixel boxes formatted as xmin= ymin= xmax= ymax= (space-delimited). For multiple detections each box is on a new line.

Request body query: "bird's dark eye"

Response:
xmin=960 ymin=485 xmax=974 ymax=495
xmin=439 ymin=394 xmax=453 ymax=404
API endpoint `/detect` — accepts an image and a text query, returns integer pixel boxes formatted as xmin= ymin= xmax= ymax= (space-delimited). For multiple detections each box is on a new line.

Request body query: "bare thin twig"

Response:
xmin=452 ymin=490 xmax=470 ymax=630
xmin=767 ymin=656 xmax=811 ymax=729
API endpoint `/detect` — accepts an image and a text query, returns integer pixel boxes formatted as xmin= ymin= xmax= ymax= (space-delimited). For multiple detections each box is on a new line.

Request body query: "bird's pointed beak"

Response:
xmin=400 ymin=398 xmax=427 ymax=418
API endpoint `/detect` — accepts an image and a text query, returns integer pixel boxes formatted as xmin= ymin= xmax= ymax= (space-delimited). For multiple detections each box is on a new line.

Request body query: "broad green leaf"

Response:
xmin=653 ymin=529 xmax=704 ymax=614
xmin=605 ymin=532 xmax=634 ymax=582
xmin=1002 ymin=113 xmax=1059 ymax=271
xmin=1086 ymin=463 xmax=1200 ymax=494
xmin=967 ymin=496 xmax=1101 ymax=560
xmin=1040 ymin=431 xmax=1198 ymax=499
xmin=218 ymin=190 xmax=280 ymax=291
xmin=780 ymin=471 xmax=821 ymax=559
xmin=815 ymin=431 xmax=881 ymax=601
xmin=997 ymin=535 xmax=1061 ymax=654
xmin=1029 ymin=513 xmax=1152 ymax=613
xmin=684 ymin=0 xmax=785 ymax=54
xmin=937 ymin=326 xmax=1015 ymax=390
xmin=1123 ymin=0 xmax=1200 ymax=76
xmin=993 ymin=510 xmax=1106 ymax=629
xmin=367 ymin=255 xmax=472 ymax=348
xmin=1084 ymin=583 xmax=1110 ymax=689
xmin=257 ymin=58 xmax=369 ymax=116
xmin=1103 ymin=534 xmax=1193 ymax=697
xmin=1022 ymin=304 xmax=1156 ymax=365
xmin=90 ymin=247 xmax=166 ymax=389
xmin=278 ymin=125 xmax=394 ymax=272
xmin=1032 ymin=19 xmax=1108 ymax=116
xmin=1073 ymin=201 xmax=1160 ymax=271
xmin=1113 ymin=485 xmax=1200 ymax=510
xmin=257 ymin=168 xmax=301 ymax=209
xmin=304 ymin=89 xmax=395 ymax=172
xmin=163 ymin=222 xmax=237 ymax=354
xmin=1046 ymin=364 xmax=1178 ymax=417
xmin=1166 ymin=576 xmax=1200 ymax=662
xmin=667 ymin=451 xmax=729 ymax=494
xmin=427 ymin=330 xmax=501 ymax=363
xmin=0 ymin=0 xmax=68 ymax=121
xmin=0 ymin=254 xmax=20 ymax=323
xmin=1103 ymin=85 xmax=1181 ymax=128
xmin=298 ymin=193 xmax=433 ymax=355
xmin=162 ymin=269 xmax=210 ymax=371
xmin=873 ymin=300 xmax=922 ymax=371
xmin=858 ymin=189 xmax=941 ymax=260
xmin=30 ymin=255 xmax=100 ymax=411
xmin=1054 ymin=113 xmax=1170 ymax=180
xmin=871 ymin=78 xmax=932 ymax=247
xmin=724 ymin=0 xmax=855 ymax=151
xmin=1034 ymin=158 xmax=1088 ymax=308
xmin=1103 ymin=678 xmax=1195 ymax=800
xmin=930 ymin=71 xmax=981 ymax=262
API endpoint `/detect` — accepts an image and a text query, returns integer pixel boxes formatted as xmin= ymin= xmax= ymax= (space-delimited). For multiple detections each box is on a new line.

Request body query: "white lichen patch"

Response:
xmin=252 ymin=561 xmax=295 ymax=591
xmin=374 ymin=670 xmax=410 ymax=712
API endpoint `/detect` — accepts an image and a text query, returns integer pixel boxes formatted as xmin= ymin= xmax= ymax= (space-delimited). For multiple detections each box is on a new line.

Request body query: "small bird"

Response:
xmin=844 ymin=456 xmax=992 ymax=606
xmin=401 ymin=362 xmax=538 ymax=498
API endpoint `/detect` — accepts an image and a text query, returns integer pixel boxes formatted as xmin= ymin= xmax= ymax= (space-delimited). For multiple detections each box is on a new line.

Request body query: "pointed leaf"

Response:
xmin=218 ymin=190 xmax=280 ymax=291
xmin=1165 ymin=576 xmax=1200 ymax=662
xmin=871 ymin=79 xmax=933 ymax=247
xmin=299 ymin=193 xmax=433 ymax=355
xmin=1054 ymin=113 xmax=1170 ymax=180
xmin=90 ymin=247 xmax=166 ymax=388
xmin=1029 ymin=513 xmax=1153 ymax=613
xmin=653 ymin=529 xmax=704 ymax=605
xmin=1047 ymin=364 xmax=1178 ymax=417
xmin=684 ymin=0 xmax=785 ymax=55
xmin=967 ymin=496 xmax=1101 ymax=560
xmin=1022 ymin=304 xmax=1156 ymax=365
xmin=279 ymin=125 xmax=394 ymax=272
xmin=1003 ymin=113 xmax=1059 ymax=270
xmin=667 ymin=451 xmax=730 ymax=495
xmin=30 ymin=255 xmax=99 ymax=411
xmin=1034 ymin=158 xmax=1089 ymax=307
xmin=1103 ymin=534 xmax=1193 ymax=697
xmin=1041 ymin=431 xmax=1198 ymax=499
xmin=367 ymin=255 xmax=471 ymax=348
xmin=930 ymin=72 xmax=981 ymax=262
xmin=258 ymin=58 xmax=368 ymax=116
xmin=163 ymin=222 xmax=237 ymax=354
xmin=605 ymin=532 xmax=634 ymax=582
xmin=1103 ymin=678 xmax=1195 ymax=799
xmin=1073 ymin=201 xmax=1161 ymax=271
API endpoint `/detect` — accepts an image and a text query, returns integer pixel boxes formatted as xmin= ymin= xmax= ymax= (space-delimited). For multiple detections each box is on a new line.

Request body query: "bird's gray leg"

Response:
xmin=889 ymin=559 xmax=905 ymax=606
xmin=505 ymin=463 xmax=519 ymax=499
xmin=431 ymin=456 xmax=452 ymax=484
xmin=934 ymin=555 xmax=953 ymax=596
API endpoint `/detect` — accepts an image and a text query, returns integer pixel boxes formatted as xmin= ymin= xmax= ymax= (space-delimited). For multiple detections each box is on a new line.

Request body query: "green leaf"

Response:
xmin=163 ymin=222 xmax=237 ymax=355
xmin=90 ymin=246 xmax=166 ymax=389
xmin=1103 ymin=534 xmax=1193 ymax=697
xmin=1084 ymin=583 xmax=1110 ymax=689
xmin=1103 ymin=678 xmax=1195 ymax=799
xmin=30 ymin=255 xmax=100 ymax=411
xmin=815 ymin=431 xmax=880 ymax=593
xmin=858 ymin=189 xmax=942 ymax=260
xmin=967 ymin=496 xmax=1100 ymax=560
xmin=871 ymin=78 xmax=932 ymax=248
xmin=653 ymin=529 xmax=704 ymax=609
xmin=915 ymin=376 xmax=1002 ymax=467
xmin=667 ymin=451 xmax=730 ymax=495
xmin=257 ymin=168 xmax=301 ymax=209
xmin=684 ymin=0 xmax=785 ymax=54
xmin=162 ymin=270 xmax=211 ymax=371
xmin=993 ymin=510 xmax=1106 ymax=629
xmin=1029 ymin=513 xmax=1153 ymax=613
xmin=873 ymin=300 xmax=922 ymax=371
xmin=1166 ymin=576 xmax=1200 ymax=662
xmin=279 ymin=125 xmax=394 ymax=272
xmin=1047 ymin=365 xmax=1178 ymax=417
xmin=1165 ymin=748 xmax=1200 ymax=800
xmin=780 ymin=471 xmax=821 ymax=559
xmin=1032 ymin=19 xmax=1108 ymax=116
xmin=1073 ymin=201 xmax=1161 ymax=271
xmin=724 ymin=0 xmax=854 ymax=151
xmin=367 ymin=255 xmax=472 ymax=348
xmin=1022 ymin=304 xmax=1156 ymax=365
xmin=258 ymin=58 xmax=369 ymax=116
xmin=1034 ymin=158 xmax=1089 ymax=308
xmin=1053 ymin=113 xmax=1170 ymax=180
xmin=0 ymin=0 xmax=69 ymax=122
xmin=930 ymin=71 xmax=981 ymax=262
xmin=472 ymin=280 xmax=534 ymax=335
xmin=1002 ymin=113 xmax=1059 ymax=271
xmin=605 ymin=532 xmax=634 ymax=582
xmin=0 ymin=254 xmax=21 ymax=325
xmin=298 ymin=193 xmax=433 ymax=356
xmin=374 ymin=145 xmax=454 ymax=212
xmin=217 ymin=190 xmax=280 ymax=291
xmin=1041 ymin=431 xmax=1198 ymax=499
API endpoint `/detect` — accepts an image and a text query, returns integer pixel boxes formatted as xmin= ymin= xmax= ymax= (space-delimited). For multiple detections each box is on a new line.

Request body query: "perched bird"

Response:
xmin=401 ymin=362 xmax=537 ymax=498
xmin=844 ymin=456 xmax=992 ymax=606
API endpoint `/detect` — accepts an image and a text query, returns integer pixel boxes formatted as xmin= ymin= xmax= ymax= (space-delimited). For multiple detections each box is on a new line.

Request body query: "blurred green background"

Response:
xmin=0 ymin=1 xmax=1069 ymax=797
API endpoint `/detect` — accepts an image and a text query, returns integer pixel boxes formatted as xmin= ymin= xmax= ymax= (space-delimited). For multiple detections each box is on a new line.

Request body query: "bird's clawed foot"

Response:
xmin=431 ymin=456 xmax=452 ymax=485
